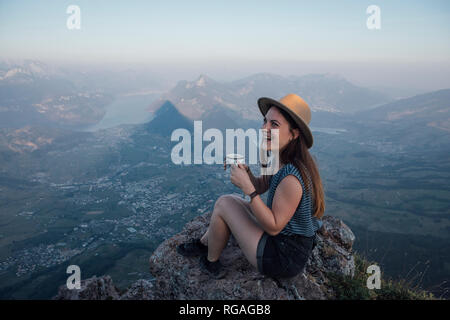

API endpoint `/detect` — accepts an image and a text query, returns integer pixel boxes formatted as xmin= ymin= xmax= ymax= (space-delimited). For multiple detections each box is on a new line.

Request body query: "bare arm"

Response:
xmin=247 ymin=167 xmax=272 ymax=195
xmin=249 ymin=175 xmax=303 ymax=236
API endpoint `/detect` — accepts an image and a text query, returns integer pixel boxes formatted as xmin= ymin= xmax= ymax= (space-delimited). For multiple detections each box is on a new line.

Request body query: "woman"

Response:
xmin=177 ymin=93 xmax=325 ymax=279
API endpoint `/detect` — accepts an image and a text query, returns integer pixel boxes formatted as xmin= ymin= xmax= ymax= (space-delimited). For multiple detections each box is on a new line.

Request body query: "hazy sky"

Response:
xmin=1 ymin=0 xmax=449 ymax=90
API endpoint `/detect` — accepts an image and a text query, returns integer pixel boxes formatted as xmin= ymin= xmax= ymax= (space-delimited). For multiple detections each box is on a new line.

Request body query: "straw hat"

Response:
xmin=257 ymin=93 xmax=314 ymax=149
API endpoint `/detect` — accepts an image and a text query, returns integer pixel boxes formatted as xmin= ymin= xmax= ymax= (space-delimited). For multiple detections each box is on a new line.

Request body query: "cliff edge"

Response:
xmin=54 ymin=212 xmax=355 ymax=300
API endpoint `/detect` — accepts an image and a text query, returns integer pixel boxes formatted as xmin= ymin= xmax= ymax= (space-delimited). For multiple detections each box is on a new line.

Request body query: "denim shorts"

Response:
xmin=256 ymin=232 xmax=315 ymax=279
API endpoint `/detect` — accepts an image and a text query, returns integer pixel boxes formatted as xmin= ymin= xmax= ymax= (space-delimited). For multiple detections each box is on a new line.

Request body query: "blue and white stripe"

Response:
xmin=266 ymin=163 xmax=322 ymax=237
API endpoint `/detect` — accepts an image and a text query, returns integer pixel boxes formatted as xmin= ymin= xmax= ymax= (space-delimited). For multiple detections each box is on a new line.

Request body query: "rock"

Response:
xmin=53 ymin=275 xmax=120 ymax=300
xmin=119 ymin=279 xmax=156 ymax=300
xmin=304 ymin=216 xmax=356 ymax=294
xmin=148 ymin=212 xmax=355 ymax=300
xmin=54 ymin=213 xmax=356 ymax=300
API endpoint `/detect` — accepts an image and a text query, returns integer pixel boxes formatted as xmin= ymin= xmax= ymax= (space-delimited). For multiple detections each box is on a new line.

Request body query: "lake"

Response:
xmin=310 ymin=127 xmax=347 ymax=134
xmin=82 ymin=93 xmax=160 ymax=132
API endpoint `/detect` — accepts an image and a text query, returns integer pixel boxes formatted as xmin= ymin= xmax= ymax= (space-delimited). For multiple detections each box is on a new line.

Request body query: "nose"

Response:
xmin=261 ymin=125 xmax=271 ymax=139
xmin=261 ymin=123 xmax=269 ymax=134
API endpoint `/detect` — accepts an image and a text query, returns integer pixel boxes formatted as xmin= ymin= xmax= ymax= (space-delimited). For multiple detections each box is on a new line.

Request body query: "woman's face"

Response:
xmin=261 ymin=106 xmax=299 ymax=151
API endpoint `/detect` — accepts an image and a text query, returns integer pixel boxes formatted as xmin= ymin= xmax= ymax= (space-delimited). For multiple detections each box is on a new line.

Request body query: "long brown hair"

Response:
xmin=275 ymin=106 xmax=325 ymax=219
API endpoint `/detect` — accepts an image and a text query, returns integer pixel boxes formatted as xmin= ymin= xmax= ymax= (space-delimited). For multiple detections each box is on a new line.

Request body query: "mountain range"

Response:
xmin=0 ymin=60 xmax=169 ymax=129
xmin=355 ymin=88 xmax=450 ymax=131
xmin=145 ymin=80 xmax=449 ymax=154
xmin=349 ymin=89 xmax=450 ymax=155
xmin=147 ymin=73 xmax=391 ymax=126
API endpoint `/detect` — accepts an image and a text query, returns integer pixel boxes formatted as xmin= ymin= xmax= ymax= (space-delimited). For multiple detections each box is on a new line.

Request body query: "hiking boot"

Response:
xmin=199 ymin=255 xmax=227 ymax=279
xmin=177 ymin=238 xmax=208 ymax=257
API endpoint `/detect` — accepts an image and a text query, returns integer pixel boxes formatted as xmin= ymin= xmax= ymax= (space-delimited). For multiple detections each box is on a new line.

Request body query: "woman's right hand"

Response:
xmin=223 ymin=162 xmax=249 ymax=173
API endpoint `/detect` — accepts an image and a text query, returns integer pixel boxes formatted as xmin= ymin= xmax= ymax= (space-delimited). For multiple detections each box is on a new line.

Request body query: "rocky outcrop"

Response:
xmin=54 ymin=275 xmax=120 ymax=300
xmin=54 ymin=212 xmax=355 ymax=300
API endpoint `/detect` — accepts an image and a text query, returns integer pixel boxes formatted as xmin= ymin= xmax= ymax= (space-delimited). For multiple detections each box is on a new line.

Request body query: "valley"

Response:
xmin=0 ymin=63 xmax=448 ymax=298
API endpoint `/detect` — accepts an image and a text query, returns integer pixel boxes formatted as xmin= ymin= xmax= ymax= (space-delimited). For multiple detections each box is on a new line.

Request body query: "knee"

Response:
xmin=214 ymin=194 xmax=235 ymax=213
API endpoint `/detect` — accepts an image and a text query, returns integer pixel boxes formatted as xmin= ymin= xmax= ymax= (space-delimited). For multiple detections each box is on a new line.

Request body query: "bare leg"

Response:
xmin=200 ymin=195 xmax=260 ymax=246
xmin=205 ymin=194 xmax=264 ymax=268
xmin=207 ymin=210 xmax=231 ymax=262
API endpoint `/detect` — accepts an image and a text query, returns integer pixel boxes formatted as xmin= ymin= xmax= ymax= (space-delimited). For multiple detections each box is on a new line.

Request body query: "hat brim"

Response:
xmin=258 ymin=97 xmax=313 ymax=149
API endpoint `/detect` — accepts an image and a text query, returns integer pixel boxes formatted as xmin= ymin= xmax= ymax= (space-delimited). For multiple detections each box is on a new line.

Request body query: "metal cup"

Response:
xmin=224 ymin=153 xmax=246 ymax=198
xmin=224 ymin=153 xmax=245 ymax=169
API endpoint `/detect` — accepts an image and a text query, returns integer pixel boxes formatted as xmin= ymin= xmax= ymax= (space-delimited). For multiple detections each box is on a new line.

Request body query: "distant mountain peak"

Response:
xmin=184 ymin=74 xmax=215 ymax=89
xmin=154 ymin=100 xmax=179 ymax=116
xmin=146 ymin=100 xmax=192 ymax=135
xmin=0 ymin=59 xmax=54 ymax=82
xmin=196 ymin=74 xmax=210 ymax=87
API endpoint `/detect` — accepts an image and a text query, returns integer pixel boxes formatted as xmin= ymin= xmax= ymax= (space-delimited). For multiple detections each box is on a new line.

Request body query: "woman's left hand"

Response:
xmin=230 ymin=164 xmax=256 ymax=196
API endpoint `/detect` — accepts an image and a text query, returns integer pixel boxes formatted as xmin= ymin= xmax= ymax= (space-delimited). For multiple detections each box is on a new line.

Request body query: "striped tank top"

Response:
xmin=266 ymin=162 xmax=322 ymax=237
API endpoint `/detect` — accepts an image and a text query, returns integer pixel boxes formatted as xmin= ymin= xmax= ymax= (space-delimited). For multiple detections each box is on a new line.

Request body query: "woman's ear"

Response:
xmin=292 ymin=128 xmax=300 ymax=140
